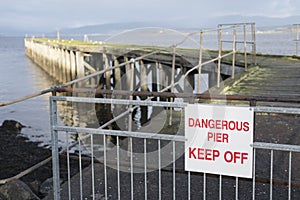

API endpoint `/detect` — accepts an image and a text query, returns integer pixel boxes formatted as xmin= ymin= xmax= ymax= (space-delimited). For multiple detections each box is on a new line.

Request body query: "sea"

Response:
xmin=0 ymin=30 xmax=298 ymax=146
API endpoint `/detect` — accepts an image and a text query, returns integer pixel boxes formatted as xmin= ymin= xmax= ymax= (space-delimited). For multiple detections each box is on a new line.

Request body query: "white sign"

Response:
xmin=185 ymin=104 xmax=254 ymax=178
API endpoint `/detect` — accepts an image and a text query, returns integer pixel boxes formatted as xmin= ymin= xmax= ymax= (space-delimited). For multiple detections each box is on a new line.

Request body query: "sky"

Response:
xmin=0 ymin=0 xmax=300 ymax=35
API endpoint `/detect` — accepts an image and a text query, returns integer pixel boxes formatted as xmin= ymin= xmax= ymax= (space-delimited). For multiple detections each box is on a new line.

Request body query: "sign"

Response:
xmin=185 ymin=104 xmax=254 ymax=178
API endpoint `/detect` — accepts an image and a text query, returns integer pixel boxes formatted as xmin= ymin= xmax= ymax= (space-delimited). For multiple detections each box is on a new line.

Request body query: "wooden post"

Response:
xmin=152 ymin=62 xmax=158 ymax=93
xmin=113 ymin=56 xmax=121 ymax=89
xmin=65 ymin=50 xmax=71 ymax=82
xmin=54 ymin=48 xmax=59 ymax=82
xmin=103 ymin=52 xmax=112 ymax=128
xmin=59 ymin=49 xmax=64 ymax=83
xmin=159 ymin=63 xmax=166 ymax=91
xmin=139 ymin=60 xmax=148 ymax=125
xmin=76 ymin=51 xmax=85 ymax=82
xmin=103 ymin=52 xmax=111 ymax=90
xmin=70 ymin=51 xmax=76 ymax=80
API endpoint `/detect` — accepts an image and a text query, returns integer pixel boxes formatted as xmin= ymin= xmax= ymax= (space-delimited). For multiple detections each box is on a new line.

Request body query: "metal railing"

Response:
xmin=50 ymin=95 xmax=300 ymax=200
xmin=293 ymin=24 xmax=300 ymax=56
xmin=197 ymin=23 xmax=256 ymax=91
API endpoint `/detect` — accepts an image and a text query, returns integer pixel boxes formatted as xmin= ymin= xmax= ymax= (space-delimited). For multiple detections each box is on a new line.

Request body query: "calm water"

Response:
xmin=0 ymin=32 xmax=297 ymax=145
xmin=0 ymin=37 xmax=56 ymax=145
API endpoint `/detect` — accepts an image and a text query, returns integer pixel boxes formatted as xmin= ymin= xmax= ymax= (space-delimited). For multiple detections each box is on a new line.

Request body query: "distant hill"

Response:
xmin=205 ymin=15 xmax=300 ymax=28
xmin=57 ymin=15 xmax=300 ymax=36
xmin=2 ymin=14 xmax=299 ymax=37
xmin=59 ymin=21 xmax=190 ymax=36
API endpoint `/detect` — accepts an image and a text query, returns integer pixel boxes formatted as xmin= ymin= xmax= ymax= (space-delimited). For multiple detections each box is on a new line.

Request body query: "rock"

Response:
xmin=1 ymin=120 xmax=25 ymax=133
xmin=39 ymin=178 xmax=53 ymax=197
xmin=27 ymin=180 xmax=40 ymax=196
xmin=0 ymin=180 xmax=40 ymax=200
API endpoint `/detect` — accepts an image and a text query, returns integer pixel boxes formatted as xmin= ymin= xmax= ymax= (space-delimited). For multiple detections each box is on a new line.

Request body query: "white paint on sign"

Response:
xmin=185 ymin=104 xmax=254 ymax=178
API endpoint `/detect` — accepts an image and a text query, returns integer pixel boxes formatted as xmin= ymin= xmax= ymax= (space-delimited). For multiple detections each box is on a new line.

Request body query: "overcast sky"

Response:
xmin=0 ymin=0 xmax=299 ymax=34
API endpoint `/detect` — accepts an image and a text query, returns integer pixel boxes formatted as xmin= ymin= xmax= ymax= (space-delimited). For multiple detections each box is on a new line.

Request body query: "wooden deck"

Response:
xmin=211 ymin=55 xmax=300 ymax=99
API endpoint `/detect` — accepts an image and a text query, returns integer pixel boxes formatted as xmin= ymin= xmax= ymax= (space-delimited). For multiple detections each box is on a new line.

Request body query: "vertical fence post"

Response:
xmin=251 ymin=23 xmax=257 ymax=65
xmin=232 ymin=25 xmax=237 ymax=79
xmin=197 ymin=31 xmax=203 ymax=93
xmin=127 ymin=58 xmax=135 ymax=157
xmin=217 ymin=26 xmax=223 ymax=88
xmin=50 ymin=97 xmax=60 ymax=200
xmin=296 ymin=24 xmax=299 ymax=56
xmin=169 ymin=46 xmax=176 ymax=126
xmin=244 ymin=24 xmax=248 ymax=71
xmin=129 ymin=59 xmax=135 ymax=200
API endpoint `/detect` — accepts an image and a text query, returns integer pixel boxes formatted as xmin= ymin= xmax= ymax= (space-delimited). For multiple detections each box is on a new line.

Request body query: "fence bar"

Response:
xmin=251 ymin=23 xmax=257 ymax=65
xmin=117 ymin=136 xmax=121 ymax=200
xmin=219 ymin=175 xmax=222 ymax=200
xmin=130 ymin=137 xmax=134 ymax=200
xmin=197 ymin=31 xmax=203 ymax=93
xmin=244 ymin=24 xmax=248 ymax=71
xmin=173 ymin=141 xmax=176 ymax=200
xmin=232 ymin=25 xmax=237 ymax=79
xmin=217 ymin=27 xmax=222 ymax=88
xmin=54 ymin=89 xmax=300 ymax=105
xmin=297 ymin=25 xmax=299 ymax=56
xmin=103 ymin=135 xmax=108 ymax=199
xmin=144 ymin=138 xmax=147 ymax=200
xmin=78 ymin=138 xmax=83 ymax=200
xmin=288 ymin=151 xmax=292 ymax=200
xmin=169 ymin=46 xmax=176 ymax=126
xmin=293 ymin=24 xmax=300 ymax=56
xmin=50 ymin=98 xmax=60 ymax=200
xmin=54 ymin=125 xmax=186 ymax=142
xmin=270 ymin=150 xmax=274 ymax=200
xmin=158 ymin=139 xmax=161 ymax=200
xmin=252 ymin=142 xmax=300 ymax=152
xmin=252 ymin=149 xmax=256 ymax=200
xmin=235 ymin=177 xmax=239 ymax=200
xmin=91 ymin=134 xmax=95 ymax=200
xmin=188 ymin=171 xmax=191 ymax=200
xmin=66 ymin=132 xmax=71 ymax=200
xmin=203 ymin=173 xmax=206 ymax=200
xmin=128 ymin=59 xmax=134 ymax=200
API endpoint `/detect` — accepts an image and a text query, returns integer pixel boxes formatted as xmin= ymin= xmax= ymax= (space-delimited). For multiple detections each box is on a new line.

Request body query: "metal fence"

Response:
xmin=50 ymin=95 xmax=300 ymax=200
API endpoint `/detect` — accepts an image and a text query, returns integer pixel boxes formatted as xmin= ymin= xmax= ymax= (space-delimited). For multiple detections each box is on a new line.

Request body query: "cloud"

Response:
xmin=1 ymin=0 xmax=300 ymax=34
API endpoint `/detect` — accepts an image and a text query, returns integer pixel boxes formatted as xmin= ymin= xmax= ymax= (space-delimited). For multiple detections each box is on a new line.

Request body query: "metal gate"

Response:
xmin=50 ymin=95 xmax=300 ymax=200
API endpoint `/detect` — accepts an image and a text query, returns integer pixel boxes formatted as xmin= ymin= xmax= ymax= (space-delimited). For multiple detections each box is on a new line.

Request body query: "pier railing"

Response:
xmin=293 ymin=24 xmax=300 ymax=56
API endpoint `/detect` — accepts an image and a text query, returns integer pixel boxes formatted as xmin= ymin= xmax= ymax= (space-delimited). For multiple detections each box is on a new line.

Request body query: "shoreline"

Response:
xmin=0 ymin=119 xmax=90 ymax=199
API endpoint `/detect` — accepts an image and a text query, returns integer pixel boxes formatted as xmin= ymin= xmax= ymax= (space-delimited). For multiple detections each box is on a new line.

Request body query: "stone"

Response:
xmin=0 ymin=180 xmax=40 ymax=200
xmin=39 ymin=178 xmax=53 ymax=197
xmin=1 ymin=120 xmax=25 ymax=133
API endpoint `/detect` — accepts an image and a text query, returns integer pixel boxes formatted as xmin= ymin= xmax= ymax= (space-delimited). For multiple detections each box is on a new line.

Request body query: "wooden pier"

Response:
xmin=209 ymin=55 xmax=300 ymax=100
xmin=24 ymin=23 xmax=258 ymax=127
